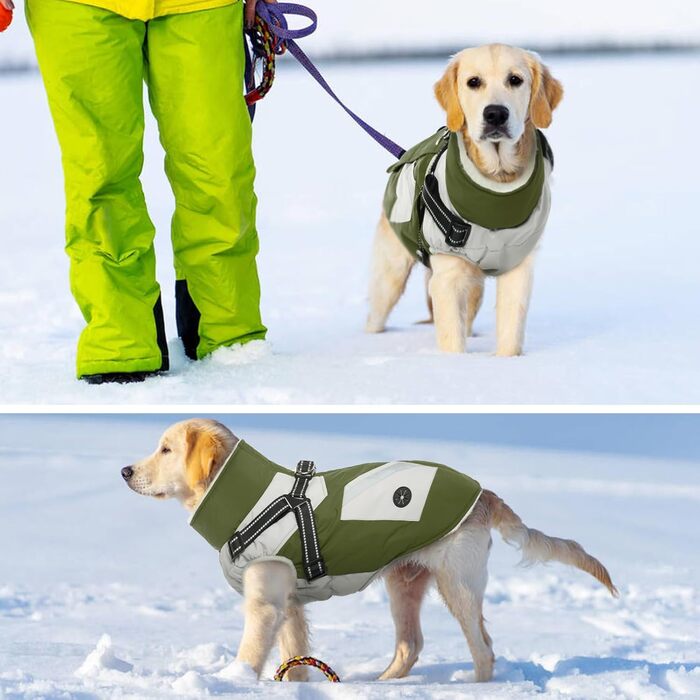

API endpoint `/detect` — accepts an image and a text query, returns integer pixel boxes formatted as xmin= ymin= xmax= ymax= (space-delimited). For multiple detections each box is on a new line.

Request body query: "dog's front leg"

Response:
xmin=277 ymin=601 xmax=310 ymax=682
xmin=235 ymin=561 xmax=295 ymax=678
xmin=429 ymin=255 xmax=478 ymax=353
xmin=495 ymin=253 xmax=535 ymax=356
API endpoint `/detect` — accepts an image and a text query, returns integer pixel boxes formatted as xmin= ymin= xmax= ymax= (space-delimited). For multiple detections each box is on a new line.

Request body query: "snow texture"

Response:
xmin=2 ymin=52 xmax=700 ymax=404
xmin=1 ymin=415 xmax=699 ymax=698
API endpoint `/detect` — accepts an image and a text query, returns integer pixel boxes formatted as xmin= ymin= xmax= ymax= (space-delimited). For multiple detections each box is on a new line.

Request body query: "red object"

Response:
xmin=0 ymin=6 xmax=13 ymax=32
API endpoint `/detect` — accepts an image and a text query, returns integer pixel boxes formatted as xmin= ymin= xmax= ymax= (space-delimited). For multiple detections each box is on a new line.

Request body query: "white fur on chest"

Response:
xmin=456 ymin=136 xmax=536 ymax=192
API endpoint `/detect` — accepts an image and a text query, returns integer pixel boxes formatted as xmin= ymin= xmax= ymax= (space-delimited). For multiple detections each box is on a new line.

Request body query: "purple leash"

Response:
xmin=252 ymin=2 xmax=406 ymax=159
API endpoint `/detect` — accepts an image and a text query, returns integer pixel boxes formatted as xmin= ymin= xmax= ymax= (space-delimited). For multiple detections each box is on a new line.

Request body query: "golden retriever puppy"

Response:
xmin=122 ymin=419 xmax=616 ymax=683
xmin=366 ymin=45 xmax=564 ymax=355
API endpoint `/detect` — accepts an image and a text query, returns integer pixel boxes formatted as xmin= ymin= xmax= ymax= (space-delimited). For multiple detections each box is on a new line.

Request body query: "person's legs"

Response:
xmin=27 ymin=0 xmax=168 ymax=378
xmin=145 ymin=2 xmax=266 ymax=360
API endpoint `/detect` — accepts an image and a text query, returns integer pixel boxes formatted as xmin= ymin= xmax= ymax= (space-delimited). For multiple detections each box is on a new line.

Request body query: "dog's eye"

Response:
xmin=467 ymin=76 xmax=482 ymax=89
xmin=160 ymin=446 xmax=171 ymax=455
xmin=508 ymin=74 xmax=524 ymax=87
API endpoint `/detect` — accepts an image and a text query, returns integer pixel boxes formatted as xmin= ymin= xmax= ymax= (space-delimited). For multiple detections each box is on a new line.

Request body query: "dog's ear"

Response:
xmin=185 ymin=426 xmax=219 ymax=493
xmin=527 ymin=55 xmax=563 ymax=129
xmin=434 ymin=60 xmax=465 ymax=132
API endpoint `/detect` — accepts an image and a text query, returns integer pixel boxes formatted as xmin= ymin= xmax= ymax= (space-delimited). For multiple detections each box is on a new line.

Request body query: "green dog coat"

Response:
xmin=383 ymin=127 xmax=554 ymax=275
xmin=190 ymin=440 xmax=482 ymax=604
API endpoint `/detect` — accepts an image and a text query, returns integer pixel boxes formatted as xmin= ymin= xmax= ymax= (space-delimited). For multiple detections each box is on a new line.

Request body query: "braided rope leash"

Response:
xmin=274 ymin=656 xmax=341 ymax=682
xmin=244 ymin=14 xmax=286 ymax=108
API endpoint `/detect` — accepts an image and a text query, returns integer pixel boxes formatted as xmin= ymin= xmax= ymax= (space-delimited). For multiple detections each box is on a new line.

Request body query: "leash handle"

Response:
xmin=257 ymin=2 xmax=317 ymax=41
xmin=254 ymin=2 xmax=406 ymax=159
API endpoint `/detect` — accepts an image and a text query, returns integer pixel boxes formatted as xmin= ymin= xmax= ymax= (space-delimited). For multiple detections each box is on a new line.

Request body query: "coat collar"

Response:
xmin=444 ymin=130 xmax=549 ymax=231
xmin=189 ymin=440 xmax=290 ymax=549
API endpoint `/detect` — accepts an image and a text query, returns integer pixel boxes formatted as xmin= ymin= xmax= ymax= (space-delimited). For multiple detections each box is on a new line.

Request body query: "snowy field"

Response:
xmin=2 ymin=0 xmax=699 ymax=67
xmin=2 ymin=51 xmax=700 ymax=404
xmin=1 ymin=415 xmax=699 ymax=699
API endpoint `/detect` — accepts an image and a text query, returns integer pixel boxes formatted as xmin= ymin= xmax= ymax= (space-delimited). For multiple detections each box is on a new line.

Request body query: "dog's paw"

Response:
xmin=365 ymin=318 xmax=386 ymax=334
xmin=218 ymin=660 xmax=258 ymax=683
xmin=436 ymin=339 xmax=466 ymax=353
xmin=495 ymin=347 xmax=523 ymax=357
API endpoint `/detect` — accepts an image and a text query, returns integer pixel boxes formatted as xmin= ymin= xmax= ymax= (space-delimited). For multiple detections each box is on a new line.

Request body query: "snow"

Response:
xmin=1 ymin=415 xmax=699 ymax=698
xmin=2 ymin=0 xmax=699 ymax=68
xmin=74 ymin=633 xmax=134 ymax=678
xmin=2 ymin=52 xmax=700 ymax=404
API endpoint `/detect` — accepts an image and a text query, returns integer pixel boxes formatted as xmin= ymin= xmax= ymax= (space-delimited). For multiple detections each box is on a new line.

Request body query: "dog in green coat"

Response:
xmin=122 ymin=419 xmax=617 ymax=682
xmin=367 ymin=45 xmax=564 ymax=356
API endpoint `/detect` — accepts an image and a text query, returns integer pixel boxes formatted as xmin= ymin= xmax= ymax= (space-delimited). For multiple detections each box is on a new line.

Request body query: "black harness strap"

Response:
xmin=227 ymin=460 xmax=327 ymax=582
xmin=291 ymin=459 xmax=313 ymax=497
xmin=420 ymin=136 xmax=472 ymax=250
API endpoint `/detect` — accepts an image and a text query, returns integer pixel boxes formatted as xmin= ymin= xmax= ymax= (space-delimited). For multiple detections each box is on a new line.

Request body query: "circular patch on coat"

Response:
xmin=393 ymin=487 xmax=412 ymax=508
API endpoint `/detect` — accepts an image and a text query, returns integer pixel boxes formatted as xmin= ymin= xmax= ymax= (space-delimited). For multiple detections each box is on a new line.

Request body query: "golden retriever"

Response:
xmin=366 ymin=45 xmax=564 ymax=355
xmin=122 ymin=419 xmax=616 ymax=682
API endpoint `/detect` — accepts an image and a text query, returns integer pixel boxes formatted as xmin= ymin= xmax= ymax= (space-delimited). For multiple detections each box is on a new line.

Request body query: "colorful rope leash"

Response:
xmin=244 ymin=13 xmax=286 ymax=108
xmin=274 ymin=655 xmax=341 ymax=682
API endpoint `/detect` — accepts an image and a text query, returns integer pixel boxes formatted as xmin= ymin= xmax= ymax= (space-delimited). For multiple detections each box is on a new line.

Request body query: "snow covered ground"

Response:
xmin=1 ymin=414 xmax=699 ymax=699
xmin=2 ymin=52 xmax=700 ymax=404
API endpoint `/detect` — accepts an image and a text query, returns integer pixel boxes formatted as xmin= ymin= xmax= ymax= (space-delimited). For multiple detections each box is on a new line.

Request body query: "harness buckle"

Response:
xmin=304 ymin=557 xmax=327 ymax=580
xmin=284 ymin=494 xmax=307 ymax=511
xmin=447 ymin=221 xmax=472 ymax=248
xmin=296 ymin=460 xmax=316 ymax=477
xmin=228 ymin=531 xmax=246 ymax=559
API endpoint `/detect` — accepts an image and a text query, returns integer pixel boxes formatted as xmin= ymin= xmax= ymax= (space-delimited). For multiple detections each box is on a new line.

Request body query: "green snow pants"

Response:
xmin=27 ymin=0 xmax=267 ymax=377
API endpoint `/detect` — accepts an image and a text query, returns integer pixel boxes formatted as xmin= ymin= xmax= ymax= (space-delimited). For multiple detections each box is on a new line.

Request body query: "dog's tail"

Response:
xmin=481 ymin=490 xmax=619 ymax=597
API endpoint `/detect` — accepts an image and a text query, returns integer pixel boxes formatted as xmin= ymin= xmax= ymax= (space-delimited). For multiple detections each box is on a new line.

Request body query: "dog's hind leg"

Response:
xmin=495 ymin=252 xmax=534 ymax=356
xmin=379 ymin=563 xmax=432 ymax=680
xmin=434 ymin=540 xmax=495 ymax=682
xmin=415 ymin=266 xmax=434 ymax=325
xmin=366 ymin=213 xmax=415 ymax=333
xmin=235 ymin=561 xmax=296 ymax=677
xmin=277 ymin=601 xmax=310 ymax=682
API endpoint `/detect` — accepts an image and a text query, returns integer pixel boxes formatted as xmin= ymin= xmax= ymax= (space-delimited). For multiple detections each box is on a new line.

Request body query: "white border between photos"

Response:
xmin=3 ymin=404 xmax=700 ymax=414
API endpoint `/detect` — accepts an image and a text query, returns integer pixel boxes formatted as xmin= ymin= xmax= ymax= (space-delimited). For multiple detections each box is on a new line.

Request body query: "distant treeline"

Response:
xmin=2 ymin=41 xmax=699 ymax=75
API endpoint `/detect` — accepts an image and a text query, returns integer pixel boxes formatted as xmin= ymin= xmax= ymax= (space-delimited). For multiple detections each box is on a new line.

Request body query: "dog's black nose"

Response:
xmin=121 ymin=466 xmax=134 ymax=481
xmin=484 ymin=104 xmax=510 ymax=127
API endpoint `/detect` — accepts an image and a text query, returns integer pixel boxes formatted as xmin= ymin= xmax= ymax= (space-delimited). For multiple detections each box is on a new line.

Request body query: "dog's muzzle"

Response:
xmin=482 ymin=104 xmax=510 ymax=140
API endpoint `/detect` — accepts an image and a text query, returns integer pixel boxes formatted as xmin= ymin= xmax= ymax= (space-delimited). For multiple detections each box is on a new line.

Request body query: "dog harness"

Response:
xmin=189 ymin=440 xmax=482 ymax=604
xmin=383 ymin=127 xmax=554 ymax=275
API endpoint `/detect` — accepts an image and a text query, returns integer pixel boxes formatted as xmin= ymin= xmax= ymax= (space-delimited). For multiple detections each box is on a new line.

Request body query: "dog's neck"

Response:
xmin=184 ymin=434 xmax=239 ymax=512
xmin=461 ymin=125 xmax=536 ymax=184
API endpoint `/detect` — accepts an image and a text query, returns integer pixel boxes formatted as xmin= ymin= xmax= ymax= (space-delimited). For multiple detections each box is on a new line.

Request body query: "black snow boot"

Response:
xmin=80 ymin=371 xmax=162 ymax=385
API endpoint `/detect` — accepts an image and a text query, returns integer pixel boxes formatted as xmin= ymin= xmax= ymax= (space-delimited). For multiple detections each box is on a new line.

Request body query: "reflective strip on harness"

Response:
xmin=420 ymin=141 xmax=472 ymax=249
xmin=228 ymin=461 xmax=327 ymax=581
